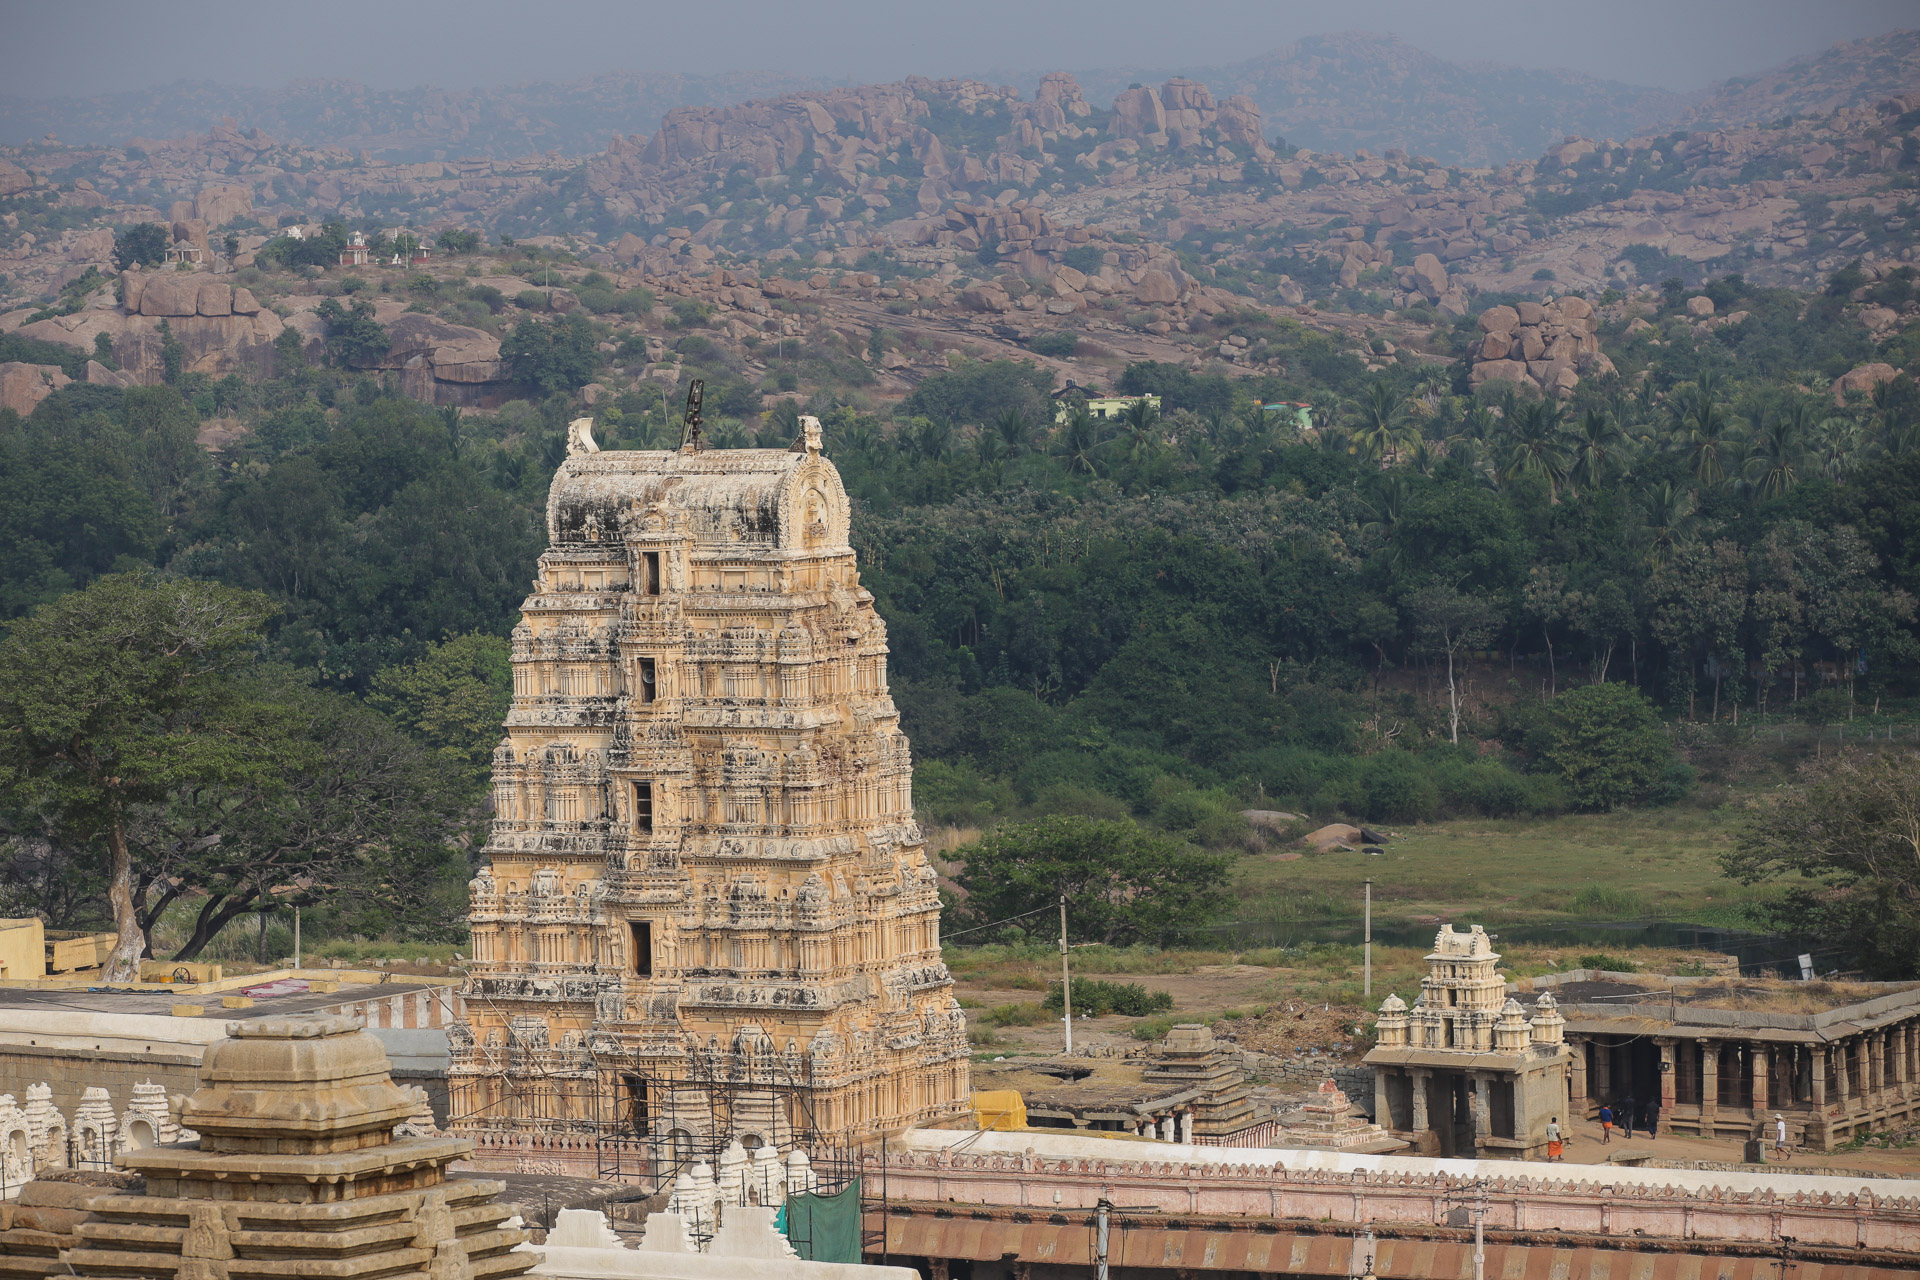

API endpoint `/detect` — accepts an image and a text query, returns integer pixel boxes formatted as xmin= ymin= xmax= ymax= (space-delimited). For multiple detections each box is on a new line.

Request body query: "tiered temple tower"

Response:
xmin=1365 ymin=925 xmax=1570 ymax=1159
xmin=449 ymin=419 xmax=969 ymax=1172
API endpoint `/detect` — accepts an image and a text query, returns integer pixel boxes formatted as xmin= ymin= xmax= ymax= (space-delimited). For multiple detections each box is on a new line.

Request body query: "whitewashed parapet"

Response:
xmin=871 ymin=1138 xmax=1920 ymax=1251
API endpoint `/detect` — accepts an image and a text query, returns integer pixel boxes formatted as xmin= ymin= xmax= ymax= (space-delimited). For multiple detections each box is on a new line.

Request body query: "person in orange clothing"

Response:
xmin=1597 ymin=1103 xmax=1613 ymax=1144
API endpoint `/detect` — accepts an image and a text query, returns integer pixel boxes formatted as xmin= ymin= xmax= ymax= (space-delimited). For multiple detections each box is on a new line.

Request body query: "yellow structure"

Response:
xmin=970 ymin=1090 xmax=1029 ymax=1132
xmin=1053 ymin=392 xmax=1160 ymax=424
xmin=0 ymin=920 xmax=42 ymax=981
xmin=450 ymin=418 xmax=969 ymax=1169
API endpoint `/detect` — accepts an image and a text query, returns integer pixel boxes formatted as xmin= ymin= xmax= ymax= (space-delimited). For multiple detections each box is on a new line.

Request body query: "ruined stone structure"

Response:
xmin=1365 ymin=925 xmax=1570 ymax=1158
xmin=451 ymin=420 xmax=969 ymax=1172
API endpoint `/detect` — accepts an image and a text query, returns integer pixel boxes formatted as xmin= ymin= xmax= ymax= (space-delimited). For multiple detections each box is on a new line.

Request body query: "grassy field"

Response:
xmin=1233 ymin=804 xmax=1767 ymax=930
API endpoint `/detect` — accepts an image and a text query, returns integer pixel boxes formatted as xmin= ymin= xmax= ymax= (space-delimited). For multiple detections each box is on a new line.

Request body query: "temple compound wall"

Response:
xmin=451 ymin=420 xmax=969 ymax=1174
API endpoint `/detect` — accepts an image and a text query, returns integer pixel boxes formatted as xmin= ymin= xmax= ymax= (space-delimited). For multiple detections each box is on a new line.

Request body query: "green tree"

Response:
xmin=144 ymin=670 xmax=473 ymax=960
xmin=112 ymin=223 xmax=168 ymax=272
xmin=950 ymin=815 xmax=1231 ymax=947
xmin=314 ymin=297 xmax=391 ymax=368
xmin=502 ymin=312 xmax=602 ymax=396
xmin=1649 ymin=539 xmax=1747 ymax=719
xmin=1725 ymin=750 xmax=1920 ymax=978
xmin=157 ymin=319 xmax=183 ymax=385
xmin=1545 ymin=682 xmax=1680 ymax=811
xmin=367 ymin=632 xmax=512 ymax=784
xmin=0 ymin=574 xmax=277 ymax=979
xmin=1408 ymin=584 xmax=1500 ymax=744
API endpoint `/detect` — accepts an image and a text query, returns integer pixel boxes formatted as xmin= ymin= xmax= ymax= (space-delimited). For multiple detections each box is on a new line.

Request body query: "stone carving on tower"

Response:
xmin=450 ymin=418 xmax=969 ymax=1171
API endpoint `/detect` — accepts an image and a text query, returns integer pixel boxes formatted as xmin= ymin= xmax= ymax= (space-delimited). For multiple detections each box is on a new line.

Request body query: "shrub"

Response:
xmin=1571 ymin=885 xmax=1649 ymax=919
xmin=1574 ymin=951 xmax=1640 ymax=972
xmin=1546 ymin=683 xmax=1683 ymax=811
xmin=1042 ymin=978 xmax=1173 ymax=1017
xmin=1027 ymin=332 xmax=1079 ymax=358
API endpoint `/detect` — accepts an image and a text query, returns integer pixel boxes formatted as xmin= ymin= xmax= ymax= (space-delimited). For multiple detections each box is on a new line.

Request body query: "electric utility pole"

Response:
xmin=1060 ymin=894 xmax=1073 ymax=1055
xmin=1364 ymin=878 xmax=1373 ymax=999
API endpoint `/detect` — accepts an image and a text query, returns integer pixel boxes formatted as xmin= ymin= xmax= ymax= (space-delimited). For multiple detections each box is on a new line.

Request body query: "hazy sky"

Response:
xmin=4 ymin=0 xmax=1914 ymax=98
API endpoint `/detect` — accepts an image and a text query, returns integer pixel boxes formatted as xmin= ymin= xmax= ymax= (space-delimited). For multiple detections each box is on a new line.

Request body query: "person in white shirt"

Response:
xmin=1773 ymin=1114 xmax=1789 ymax=1157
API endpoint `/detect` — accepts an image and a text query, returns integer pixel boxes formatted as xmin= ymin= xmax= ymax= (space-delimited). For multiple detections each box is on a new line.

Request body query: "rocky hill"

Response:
xmin=0 ymin=69 xmax=832 ymax=159
xmin=1070 ymin=33 xmax=1688 ymax=167
xmin=8 ymin=29 xmax=1916 ymax=169
xmin=1681 ymin=27 xmax=1920 ymax=129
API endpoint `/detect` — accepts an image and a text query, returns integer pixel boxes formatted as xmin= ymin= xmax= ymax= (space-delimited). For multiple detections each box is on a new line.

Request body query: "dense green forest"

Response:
xmin=3 ymin=261 xmax=1920 ymax=968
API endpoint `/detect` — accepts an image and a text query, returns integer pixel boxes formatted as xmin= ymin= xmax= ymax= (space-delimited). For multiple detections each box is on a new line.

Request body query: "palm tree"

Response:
xmin=1566 ymin=408 xmax=1629 ymax=495
xmin=992 ymin=407 xmax=1032 ymax=456
xmin=1869 ymin=376 xmax=1912 ymax=455
xmin=1348 ymin=382 xmax=1419 ymax=467
xmin=1741 ymin=400 xmax=1808 ymax=499
xmin=1357 ymin=474 xmax=1411 ymax=568
xmin=1676 ymin=379 xmax=1742 ymax=486
xmin=1808 ymin=413 xmax=1866 ymax=483
xmin=1112 ymin=396 xmax=1162 ymax=465
xmin=1054 ymin=406 xmax=1103 ymax=476
xmin=1496 ymin=398 xmax=1571 ymax=495
xmin=1638 ymin=480 xmax=1698 ymax=566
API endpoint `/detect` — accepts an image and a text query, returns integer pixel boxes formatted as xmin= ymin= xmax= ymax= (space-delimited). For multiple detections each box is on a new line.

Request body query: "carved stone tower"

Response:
xmin=450 ymin=421 xmax=969 ymax=1172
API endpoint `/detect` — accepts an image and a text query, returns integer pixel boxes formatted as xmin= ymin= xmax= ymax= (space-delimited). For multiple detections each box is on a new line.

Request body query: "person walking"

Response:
xmin=1645 ymin=1098 xmax=1659 ymax=1139
xmin=1620 ymin=1093 xmax=1636 ymax=1140
xmin=1774 ymin=1114 xmax=1789 ymax=1159
xmin=1546 ymin=1117 xmax=1564 ymax=1162
xmin=1598 ymin=1103 xmax=1613 ymax=1144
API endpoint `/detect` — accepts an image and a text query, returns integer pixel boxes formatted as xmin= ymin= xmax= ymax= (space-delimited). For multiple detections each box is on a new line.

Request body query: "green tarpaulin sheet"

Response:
xmin=780 ymin=1177 xmax=862 ymax=1264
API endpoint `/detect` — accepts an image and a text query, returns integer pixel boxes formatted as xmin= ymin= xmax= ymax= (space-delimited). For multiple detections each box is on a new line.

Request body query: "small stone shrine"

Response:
xmin=1364 ymin=925 xmax=1571 ymax=1158
xmin=63 ymin=1014 xmax=531 ymax=1280
xmin=1272 ymin=1078 xmax=1406 ymax=1153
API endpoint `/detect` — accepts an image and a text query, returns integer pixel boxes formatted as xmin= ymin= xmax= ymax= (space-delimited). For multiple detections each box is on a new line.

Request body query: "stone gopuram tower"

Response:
xmin=450 ymin=419 xmax=969 ymax=1174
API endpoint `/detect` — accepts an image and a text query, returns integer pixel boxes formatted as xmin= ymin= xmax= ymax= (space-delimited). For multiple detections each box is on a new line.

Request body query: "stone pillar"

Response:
xmin=1812 ymin=1046 xmax=1828 ymax=1107
xmin=1570 ymin=1037 xmax=1589 ymax=1111
xmin=1752 ymin=1047 xmax=1770 ymax=1117
xmin=1594 ymin=1038 xmax=1612 ymax=1100
xmin=1835 ymin=1041 xmax=1852 ymax=1106
xmin=1699 ymin=1040 xmax=1718 ymax=1135
xmin=1658 ymin=1039 xmax=1677 ymax=1112
xmin=1157 ymin=1114 xmax=1172 ymax=1141
xmin=1870 ymin=1033 xmax=1885 ymax=1100
xmin=1410 ymin=1070 xmax=1430 ymax=1134
xmin=1178 ymin=1110 xmax=1192 ymax=1144
xmin=1896 ymin=1020 xmax=1912 ymax=1105
xmin=1473 ymin=1075 xmax=1491 ymax=1147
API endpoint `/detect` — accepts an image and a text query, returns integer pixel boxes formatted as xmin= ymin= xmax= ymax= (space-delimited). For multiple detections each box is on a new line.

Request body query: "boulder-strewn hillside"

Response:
xmin=1681 ymin=27 xmax=1920 ymax=129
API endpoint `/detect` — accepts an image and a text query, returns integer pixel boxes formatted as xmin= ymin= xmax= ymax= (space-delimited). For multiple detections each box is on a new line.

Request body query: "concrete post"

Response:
xmin=1658 ymin=1040 xmax=1677 ymax=1112
xmin=1699 ymin=1040 xmax=1718 ymax=1135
